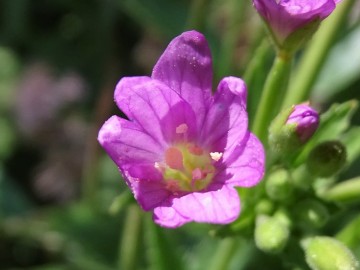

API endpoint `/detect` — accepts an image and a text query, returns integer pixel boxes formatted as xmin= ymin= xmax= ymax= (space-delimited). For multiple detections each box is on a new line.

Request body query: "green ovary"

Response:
xmin=160 ymin=144 xmax=216 ymax=192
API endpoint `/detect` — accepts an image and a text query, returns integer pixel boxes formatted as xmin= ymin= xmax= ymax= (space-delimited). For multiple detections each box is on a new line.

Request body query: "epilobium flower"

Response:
xmin=269 ymin=104 xmax=319 ymax=154
xmin=98 ymin=31 xmax=265 ymax=228
xmin=252 ymin=0 xmax=342 ymax=51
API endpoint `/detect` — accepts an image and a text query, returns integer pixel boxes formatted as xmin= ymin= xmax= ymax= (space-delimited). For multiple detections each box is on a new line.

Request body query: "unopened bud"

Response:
xmin=266 ymin=168 xmax=293 ymax=201
xmin=269 ymin=104 xmax=319 ymax=154
xmin=255 ymin=199 xmax=274 ymax=215
xmin=255 ymin=215 xmax=290 ymax=254
xmin=273 ymin=208 xmax=292 ymax=228
xmin=295 ymin=199 xmax=329 ymax=229
xmin=303 ymin=236 xmax=359 ymax=270
xmin=307 ymin=141 xmax=347 ymax=178
xmin=286 ymin=104 xmax=319 ymax=143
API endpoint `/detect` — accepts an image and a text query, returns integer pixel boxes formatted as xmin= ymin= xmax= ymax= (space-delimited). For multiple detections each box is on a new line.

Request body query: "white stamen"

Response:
xmin=154 ymin=162 xmax=166 ymax=171
xmin=210 ymin=152 xmax=223 ymax=162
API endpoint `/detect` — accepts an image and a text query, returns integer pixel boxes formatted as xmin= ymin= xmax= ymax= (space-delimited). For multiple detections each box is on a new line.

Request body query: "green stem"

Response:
xmin=144 ymin=215 xmax=183 ymax=270
xmin=118 ymin=204 xmax=142 ymax=270
xmin=252 ymin=51 xmax=293 ymax=144
xmin=282 ymin=0 xmax=356 ymax=108
xmin=208 ymin=238 xmax=239 ymax=270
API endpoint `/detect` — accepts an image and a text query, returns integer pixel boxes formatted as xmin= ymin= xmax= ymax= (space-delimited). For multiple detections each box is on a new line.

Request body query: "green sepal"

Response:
xmin=281 ymin=19 xmax=321 ymax=54
xmin=268 ymin=106 xmax=302 ymax=155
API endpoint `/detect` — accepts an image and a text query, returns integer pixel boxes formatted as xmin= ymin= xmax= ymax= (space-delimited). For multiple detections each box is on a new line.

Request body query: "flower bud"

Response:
xmin=295 ymin=199 xmax=329 ymax=229
xmin=265 ymin=168 xmax=293 ymax=201
xmin=255 ymin=215 xmax=290 ymax=254
xmin=286 ymin=104 xmax=319 ymax=143
xmin=255 ymin=199 xmax=274 ymax=215
xmin=303 ymin=236 xmax=359 ymax=270
xmin=269 ymin=104 xmax=319 ymax=154
xmin=291 ymin=165 xmax=315 ymax=190
xmin=273 ymin=208 xmax=292 ymax=228
xmin=307 ymin=140 xmax=347 ymax=178
xmin=252 ymin=0 xmax=341 ymax=52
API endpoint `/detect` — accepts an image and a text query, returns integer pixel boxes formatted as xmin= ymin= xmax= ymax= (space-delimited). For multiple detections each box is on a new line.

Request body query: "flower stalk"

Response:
xmin=118 ymin=204 xmax=142 ymax=270
xmin=252 ymin=50 xmax=293 ymax=144
xmin=208 ymin=238 xmax=239 ymax=270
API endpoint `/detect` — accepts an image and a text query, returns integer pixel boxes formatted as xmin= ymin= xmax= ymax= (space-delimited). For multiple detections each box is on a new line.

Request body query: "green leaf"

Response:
xmin=336 ymin=215 xmax=360 ymax=249
xmin=313 ymin=25 xmax=360 ymax=102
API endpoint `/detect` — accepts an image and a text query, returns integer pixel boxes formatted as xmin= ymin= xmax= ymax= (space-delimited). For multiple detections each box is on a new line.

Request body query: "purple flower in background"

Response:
xmin=98 ymin=31 xmax=265 ymax=228
xmin=286 ymin=104 xmax=319 ymax=143
xmin=253 ymin=0 xmax=341 ymax=48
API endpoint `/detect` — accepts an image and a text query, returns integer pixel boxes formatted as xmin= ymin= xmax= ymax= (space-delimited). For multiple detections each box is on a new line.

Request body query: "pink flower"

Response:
xmin=253 ymin=0 xmax=341 ymax=48
xmin=98 ymin=31 xmax=265 ymax=228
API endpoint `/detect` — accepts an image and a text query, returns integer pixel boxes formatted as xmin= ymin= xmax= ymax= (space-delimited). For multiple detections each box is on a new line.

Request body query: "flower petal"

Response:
xmin=115 ymin=77 xmax=198 ymax=144
xmin=152 ymin=30 xmax=213 ymax=129
xmin=219 ymin=132 xmax=265 ymax=187
xmin=98 ymin=116 xmax=163 ymax=163
xmin=98 ymin=116 xmax=163 ymax=180
xmin=130 ymin=179 xmax=171 ymax=211
xmin=153 ymin=205 xmax=190 ymax=228
xmin=201 ymin=77 xmax=248 ymax=156
xmin=154 ymin=185 xmax=240 ymax=227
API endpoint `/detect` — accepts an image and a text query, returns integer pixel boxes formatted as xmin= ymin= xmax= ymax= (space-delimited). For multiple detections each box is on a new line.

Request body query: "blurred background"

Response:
xmin=1 ymin=0 xmax=360 ymax=269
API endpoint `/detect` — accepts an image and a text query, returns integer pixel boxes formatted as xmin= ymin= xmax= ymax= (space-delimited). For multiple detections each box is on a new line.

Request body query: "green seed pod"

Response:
xmin=303 ymin=236 xmax=359 ymax=270
xmin=255 ymin=215 xmax=290 ymax=254
xmin=307 ymin=141 xmax=347 ymax=178
xmin=265 ymin=168 xmax=293 ymax=201
xmin=295 ymin=199 xmax=329 ymax=229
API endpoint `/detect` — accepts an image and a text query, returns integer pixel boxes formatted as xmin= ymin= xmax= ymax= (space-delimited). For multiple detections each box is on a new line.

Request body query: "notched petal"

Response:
xmin=152 ymin=30 xmax=213 ymax=129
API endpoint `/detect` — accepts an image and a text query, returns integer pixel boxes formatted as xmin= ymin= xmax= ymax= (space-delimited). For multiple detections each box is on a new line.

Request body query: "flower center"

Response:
xmin=156 ymin=143 xmax=221 ymax=193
